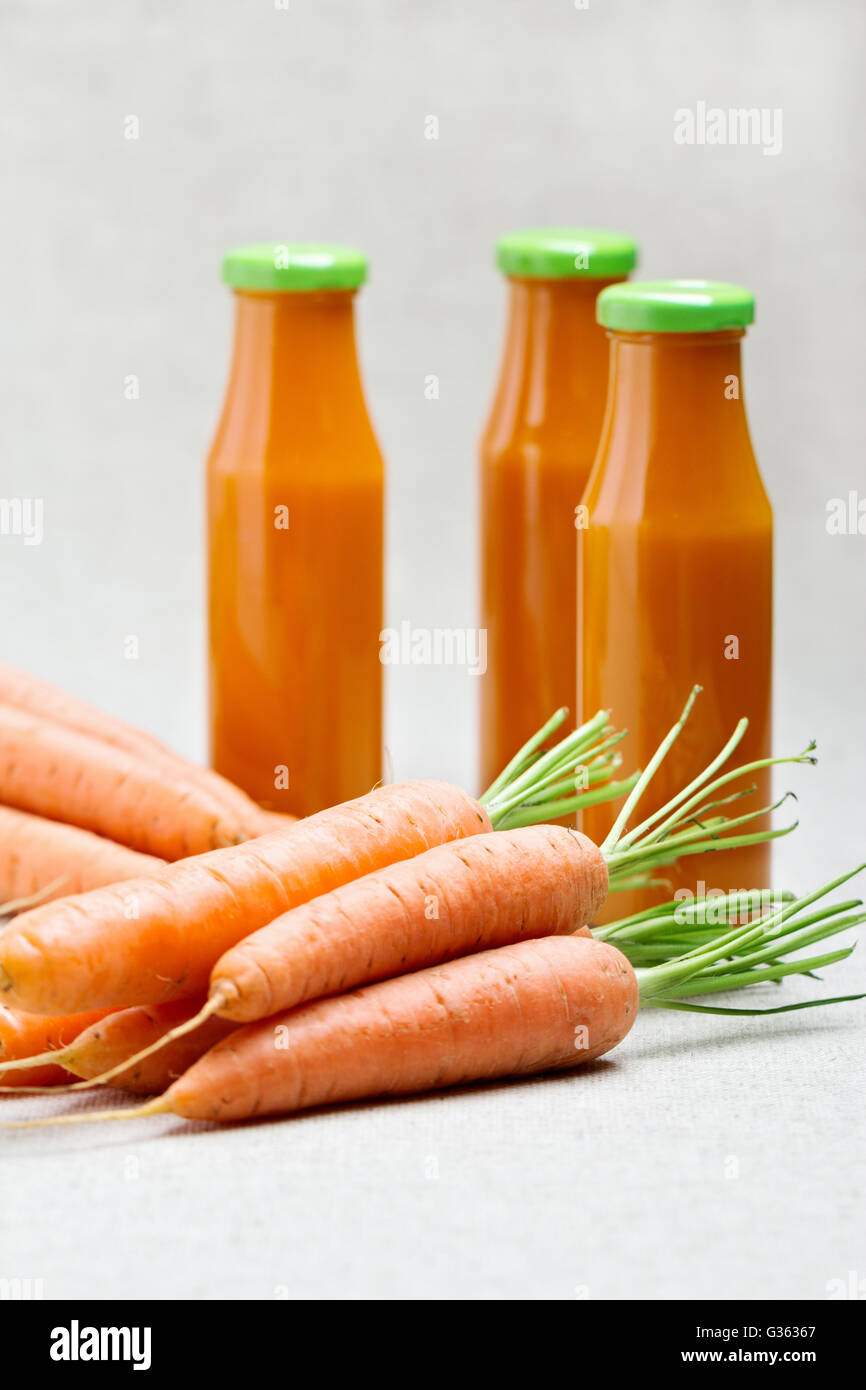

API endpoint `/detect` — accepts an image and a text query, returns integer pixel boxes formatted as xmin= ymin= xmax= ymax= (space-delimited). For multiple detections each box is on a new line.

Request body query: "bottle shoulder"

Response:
xmin=585 ymin=427 xmax=772 ymax=525
xmin=207 ymin=431 xmax=385 ymax=484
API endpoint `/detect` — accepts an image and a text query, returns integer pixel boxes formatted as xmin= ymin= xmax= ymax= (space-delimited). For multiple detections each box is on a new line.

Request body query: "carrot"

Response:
xmin=8 ymin=869 xmax=863 ymax=1120
xmin=0 ymin=662 xmax=269 ymax=830
xmin=0 ymin=705 xmax=261 ymax=858
xmin=57 ymin=999 xmax=236 ymax=1094
xmin=49 ymin=693 xmax=812 ymax=1086
xmin=206 ymin=824 xmax=607 ymax=1023
xmin=0 ymin=779 xmax=492 ymax=1015
xmin=154 ymin=891 xmax=866 ymax=1125
xmin=23 ymin=938 xmax=637 ymax=1120
xmin=3 ymin=873 xmax=817 ymax=1090
xmin=18 ymin=870 xmax=865 ymax=1130
xmin=0 ymin=805 xmax=165 ymax=907
xmin=169 ymin=936 xmax=640 ymax=1120
xmin=0 ymin=1004 xmax=112 ymax=1089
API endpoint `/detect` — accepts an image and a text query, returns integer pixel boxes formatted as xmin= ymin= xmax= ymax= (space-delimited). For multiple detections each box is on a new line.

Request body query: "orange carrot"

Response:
xmin=58 ymin=999 xmax=236 ymax=1094
xmin=0 ymin=705 xmax=261 ymax=858
xmin=0 ymin=780 xmax=490 ymax=1015
xmin=0 ymin=1003 xmax=113 ymax=1089
xmin=51 ymin=827 xmax=607 ymax=1089
xmin=0 ymin=663 xmax=269 ymax=830
xmin=0 ymin=804 xmax=165 ymax=907
xmin=9 ymin=873 xmax=864 ymax=1128
xmin=129 ymin=884 xmax=862 ymax=1126
xmin=209 ymin=825 xmax=607 ymax=1022
xmin=122 ymin=936 xmax=639 ymax=1123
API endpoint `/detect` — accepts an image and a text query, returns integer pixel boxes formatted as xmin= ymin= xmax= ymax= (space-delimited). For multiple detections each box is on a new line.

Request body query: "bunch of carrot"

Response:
xmin=0 ymin=662 xmax=626 ymax=1091
xmin=1 ymin=673 xmax=860 ymax=1131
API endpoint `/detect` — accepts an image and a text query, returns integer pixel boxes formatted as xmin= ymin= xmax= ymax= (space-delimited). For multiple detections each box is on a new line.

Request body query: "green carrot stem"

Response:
xmin=606 ymin=813 xmax=799 ymax=884
xmin=511 ymin=755 xmax=625 ymax=807
xmin=480 ymin=706 xmax=571 ymax=804
xmin=492 ymin=744 xmax=624 ymax=817
xmin=492 ymin=773 xmax=639 ymax=831
xmin=646 ymin=946 xmax=857 ymax=997
xmin=597 ymin=888 xmax=801 ymax=943
xmin=607 ymin=899 xmax=861 ymax=953
xmin=714 ymin=914 xmax=865 ymax=975
xmin=645 ymin=994 xmax=865 ymax=1017
xmin=601 ymin=686 xmax=706 ymax=853
xmin=630 ymin=747 xmax=815 ymax=852
xmin=633 ymin=868 xmax=864 ymax=1010
xmin=670 ymin=889 xmax=800 ymax=924
xmin=537 ymin=729 xmax=627 ymax=780
xmin=728 ymin=863 xmax=865 ymax=939
xmin=612 ymin=798 xmax=782 ymax=865
xmin=610 ymin=703 xmax=747 ymax=852
xmin=636 ymin=922 xmax=769 ymax=999
xmin=483 ymin=709 xmax=609 ymax=809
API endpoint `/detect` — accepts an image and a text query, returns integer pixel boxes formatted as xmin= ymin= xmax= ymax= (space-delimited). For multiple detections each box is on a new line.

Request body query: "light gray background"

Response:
xmin=1 ymin=0 xmax=864 ymax=1301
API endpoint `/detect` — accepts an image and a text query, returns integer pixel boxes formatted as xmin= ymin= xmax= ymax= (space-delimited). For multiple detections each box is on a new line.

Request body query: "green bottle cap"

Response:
xmin=495 ymin=228 xmax=638 ymax=280
xmin=597 ymin=280 xmax=755 ymax=333
xmin=222 ymin=243 xmax=367 ymax=292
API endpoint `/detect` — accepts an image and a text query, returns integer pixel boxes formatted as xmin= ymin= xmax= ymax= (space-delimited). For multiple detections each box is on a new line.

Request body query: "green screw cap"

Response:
xmin=222 ymin=243 xmax=367 ymax=292
xmin=496 ymin=228 xmax=638 ymax=280
xmin=597 ymin=280 xmax=755 ymax=333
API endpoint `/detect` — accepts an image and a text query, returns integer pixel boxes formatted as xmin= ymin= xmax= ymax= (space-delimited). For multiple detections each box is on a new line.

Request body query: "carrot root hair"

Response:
xmin=62 ymin=994 xmax=224 ymax=1091
xmin=2 ymin=1096 xmax=168 ymax=1129
xmin=0 ymin=996 xmax=222 ymax=1089
xmin=0 ymin=1041 xmax=79 ymax=1075
xmin=0 ymin=878 xmax=69 ymax=917
xmin=0 ymin=1079 xmax=84 ymax=1094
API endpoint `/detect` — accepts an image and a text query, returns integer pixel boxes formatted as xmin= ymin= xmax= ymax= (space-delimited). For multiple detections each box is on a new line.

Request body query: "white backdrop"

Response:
xmin=1 ymin=0 xmax=864 ymax=1301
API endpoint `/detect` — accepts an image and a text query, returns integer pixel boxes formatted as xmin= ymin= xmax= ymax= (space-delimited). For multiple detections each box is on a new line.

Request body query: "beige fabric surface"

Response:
xmin=2 ymin=952 xmax=863 ymax=1300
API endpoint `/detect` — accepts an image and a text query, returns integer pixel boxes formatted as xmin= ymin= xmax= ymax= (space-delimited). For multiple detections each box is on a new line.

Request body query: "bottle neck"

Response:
xmin=589 ymin=329 xmax=761 ymax=512
xmin=218 ymin=289 xmax=369 ymax=450
xmin=602 ymin=328 xmax=752 ymax=453
xmin=487 ymin=276 xmax=622 ymax=442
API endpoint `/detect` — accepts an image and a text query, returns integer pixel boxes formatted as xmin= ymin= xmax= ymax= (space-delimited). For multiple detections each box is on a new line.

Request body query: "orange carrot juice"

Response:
xmin=578 ymin=281 xmax=772 ymax=914
xmin=479 ymin=229 xmax=637 ymax=791
xmin=207 ymin=244 xmax=384 ymax=817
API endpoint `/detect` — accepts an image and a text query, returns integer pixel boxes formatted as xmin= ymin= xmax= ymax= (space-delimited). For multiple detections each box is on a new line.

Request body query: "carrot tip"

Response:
xmin=0 ymin=1047 xmax=74 ymax=1075
xmin=2 ymin=1097 xmax=168 ymax=1129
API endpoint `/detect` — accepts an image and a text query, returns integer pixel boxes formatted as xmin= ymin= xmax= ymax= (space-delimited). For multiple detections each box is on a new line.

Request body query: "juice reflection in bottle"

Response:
xmin=578 ymin=281 xmax=772 ymax=916
xmin=206 ymin=243 xmax=384 ymax=817
xmin=479 ymin=229 xmax=638 ymax=791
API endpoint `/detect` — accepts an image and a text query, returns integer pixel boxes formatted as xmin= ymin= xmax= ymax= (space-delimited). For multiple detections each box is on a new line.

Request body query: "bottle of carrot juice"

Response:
xmin=479 ymin=228 xmax=638 ymax=791
xmin=206 ymin=243 xmax=384 ymax=817
xmin=578 ymin=281 xmax=773 ymax=913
